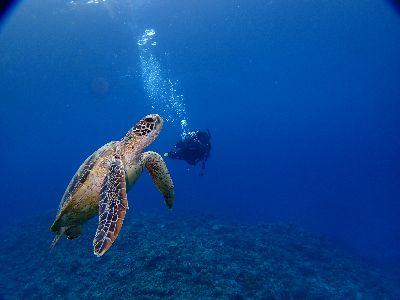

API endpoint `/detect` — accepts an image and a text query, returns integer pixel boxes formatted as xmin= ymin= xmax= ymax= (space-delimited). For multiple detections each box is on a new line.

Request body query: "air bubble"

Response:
xmin=137 ymin=29 xmax=189 ymax=135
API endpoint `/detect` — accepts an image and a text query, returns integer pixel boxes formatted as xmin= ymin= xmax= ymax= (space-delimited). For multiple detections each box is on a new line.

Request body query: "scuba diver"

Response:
xmin=164 ymin=129 xmax=211 ymax=174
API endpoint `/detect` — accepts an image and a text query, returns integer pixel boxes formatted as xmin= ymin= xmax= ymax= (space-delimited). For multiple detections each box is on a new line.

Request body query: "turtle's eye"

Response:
xmin=144 ymin=117 xmax=154 ymax=122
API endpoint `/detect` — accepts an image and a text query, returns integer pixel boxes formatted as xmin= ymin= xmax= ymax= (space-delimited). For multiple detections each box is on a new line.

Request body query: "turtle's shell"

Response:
xmin=50 ymin=142 xmax=117 ymax=232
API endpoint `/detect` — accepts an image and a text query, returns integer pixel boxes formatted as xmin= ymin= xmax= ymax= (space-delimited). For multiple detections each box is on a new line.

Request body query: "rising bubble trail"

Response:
xmin=137 ymin=29 xmax=189 ymax=136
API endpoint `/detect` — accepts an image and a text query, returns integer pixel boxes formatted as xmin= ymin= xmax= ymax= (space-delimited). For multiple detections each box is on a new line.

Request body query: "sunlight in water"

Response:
xmin=137 ymin=29 xmax=189 ymax=137
xmin=69 ymin=0 xmax=107 ymax=5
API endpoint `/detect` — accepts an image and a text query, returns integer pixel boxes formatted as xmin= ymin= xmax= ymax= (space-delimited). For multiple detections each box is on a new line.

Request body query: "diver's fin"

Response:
xmin=141 ymin=151 xmax=175 ymax=208
xmin=93 ymin=156 xmax=128 ymax=257
xmin=50 ymin=226 xmax=67 ymax=251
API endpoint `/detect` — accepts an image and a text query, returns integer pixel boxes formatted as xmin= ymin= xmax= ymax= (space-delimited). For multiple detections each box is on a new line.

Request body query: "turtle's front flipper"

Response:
xmin=93 ymin=156 xmax=128 ymax=257
xmin=141 ymin=151 xmax=174 ymax=208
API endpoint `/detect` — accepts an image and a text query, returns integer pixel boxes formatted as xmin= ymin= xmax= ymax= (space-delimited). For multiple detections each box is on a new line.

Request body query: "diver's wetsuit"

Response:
xmin=166 ymin=129 xmax=211 ymax=170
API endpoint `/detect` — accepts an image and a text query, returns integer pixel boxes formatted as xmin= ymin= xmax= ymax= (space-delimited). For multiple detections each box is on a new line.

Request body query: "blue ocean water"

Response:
xmin=1 ymin=0 xmax=400 ymax=297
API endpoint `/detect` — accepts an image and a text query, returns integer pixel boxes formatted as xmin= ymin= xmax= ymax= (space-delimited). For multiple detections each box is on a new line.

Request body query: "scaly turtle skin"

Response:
xmin=50 ymin=114 xmax=174 ymax=257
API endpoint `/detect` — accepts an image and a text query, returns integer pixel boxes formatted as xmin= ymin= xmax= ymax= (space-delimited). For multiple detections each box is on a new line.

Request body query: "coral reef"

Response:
xmin=0 ymin=210 xmax=398 ymax=299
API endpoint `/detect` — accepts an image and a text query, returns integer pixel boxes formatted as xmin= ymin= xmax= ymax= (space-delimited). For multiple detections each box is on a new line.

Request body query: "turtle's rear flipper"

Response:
xmin=50 ymin=227 xmax=67 ymax=251
xmin=141 ymin=151 xmax=174 ymax=208
xmin=50 ymin=225 xmax=82 ymax=252
xmin=93 ymin=156 xmax=128 ymax=257
xmin=66 ymin=225 xmax=83 ymax=240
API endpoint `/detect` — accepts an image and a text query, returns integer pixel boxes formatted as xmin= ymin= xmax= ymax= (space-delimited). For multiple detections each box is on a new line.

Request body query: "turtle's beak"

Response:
xmin=155 ymin=114 xmax=162 ymax=125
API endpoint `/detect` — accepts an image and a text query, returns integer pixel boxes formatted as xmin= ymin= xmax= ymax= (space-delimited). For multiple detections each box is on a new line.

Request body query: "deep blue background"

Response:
xmin=1 ymin=0 xmax=399 ymax=272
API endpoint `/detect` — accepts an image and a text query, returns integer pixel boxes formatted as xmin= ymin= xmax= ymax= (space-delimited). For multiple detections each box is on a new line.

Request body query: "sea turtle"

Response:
xmin=50 ymin=114 xmax=174 ymax=257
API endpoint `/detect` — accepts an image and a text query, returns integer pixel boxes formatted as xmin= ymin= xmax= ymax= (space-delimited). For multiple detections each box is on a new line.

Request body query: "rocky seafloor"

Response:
xmin=0 ymin=210 xmax=399 ymax=300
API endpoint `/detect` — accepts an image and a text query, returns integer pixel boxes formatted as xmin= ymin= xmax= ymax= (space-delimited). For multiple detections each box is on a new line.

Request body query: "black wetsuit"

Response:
xmin=167 ymin=129 xmax=211 ymax=170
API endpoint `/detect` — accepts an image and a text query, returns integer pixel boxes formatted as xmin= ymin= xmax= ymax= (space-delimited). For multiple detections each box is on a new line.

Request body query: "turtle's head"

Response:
xmin=122 ymin=114 xmax=163 ymax=150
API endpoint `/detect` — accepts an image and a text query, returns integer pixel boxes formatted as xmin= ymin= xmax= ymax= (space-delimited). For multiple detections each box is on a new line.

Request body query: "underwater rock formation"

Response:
xmin=0 ymin=210 xmax=399 ymax=299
